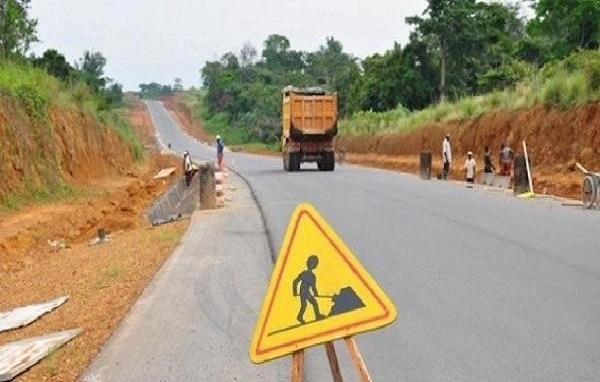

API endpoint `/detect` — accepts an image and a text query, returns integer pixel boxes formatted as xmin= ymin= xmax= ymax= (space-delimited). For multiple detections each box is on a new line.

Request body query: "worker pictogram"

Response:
xmin=249 ymin=203 xmax=397 ymax=364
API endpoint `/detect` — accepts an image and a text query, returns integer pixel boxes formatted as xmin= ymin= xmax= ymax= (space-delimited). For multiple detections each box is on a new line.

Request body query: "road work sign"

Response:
xmin=249 ymin=203 xmax=397 ymax=363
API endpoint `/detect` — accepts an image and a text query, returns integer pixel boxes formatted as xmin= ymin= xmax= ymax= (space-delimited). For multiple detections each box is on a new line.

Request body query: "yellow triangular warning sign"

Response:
xmin=249 ymin=203 xmax=397 ymax=363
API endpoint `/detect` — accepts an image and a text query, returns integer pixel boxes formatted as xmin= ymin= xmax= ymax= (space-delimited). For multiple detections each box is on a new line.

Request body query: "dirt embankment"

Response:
xmin=162 ymin=94 xmax=213 ymax=143
xmin=0 ymin=96 xmax=135 ymax=198
xmin=338 ymin=102 xmax=600 ymax=198
xmin=1 ymin=99 xmax=189 ymax=382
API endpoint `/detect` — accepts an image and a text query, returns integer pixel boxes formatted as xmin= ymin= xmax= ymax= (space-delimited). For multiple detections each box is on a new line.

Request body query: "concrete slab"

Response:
xmin=0 ymin=296 xmax=69 ymax=333
xmin=153 ymin=167 xmax=176 ymax=179
xmin=0 ymin=329 xmax=81 ymax=381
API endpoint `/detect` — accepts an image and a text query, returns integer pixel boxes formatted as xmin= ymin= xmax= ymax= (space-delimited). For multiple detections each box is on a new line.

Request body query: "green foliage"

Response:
xmin=0 ymin=59 xmax=144 ymax=208
xmin=0 ymin=60 xmax=58 ymax=117
xmin=138 ymin=82 xmax=173 ymax=99
xmin=196 ymin=1 xmax=600 ymax=146
xmin=1 ymin=182 xmax=80 ymax=210
xmin=341 ymin=49 xmax=600 ymax=136
xmin=199 ymin=36 xmax=360 ymax=144
xmin=527 ymin=0 xmax=600 ymax=61
xmin=32 ymin=49 xmax=72 ymax=81
xmin=0 ymin=0 xmax=37 ymax=58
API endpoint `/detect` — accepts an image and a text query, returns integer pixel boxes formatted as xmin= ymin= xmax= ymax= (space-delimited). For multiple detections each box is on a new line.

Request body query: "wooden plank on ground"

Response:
xmin=0 ymin=329 xmax=81 ymax=381
xmin=153 ymin=167 xmax=176 ymax=179
xmin=0 ymin=296 xmax=69 ymax=333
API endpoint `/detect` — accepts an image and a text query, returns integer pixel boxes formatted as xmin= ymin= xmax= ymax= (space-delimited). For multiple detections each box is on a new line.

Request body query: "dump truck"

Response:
xmin=281 ymin=86 xmax=338 ymax=171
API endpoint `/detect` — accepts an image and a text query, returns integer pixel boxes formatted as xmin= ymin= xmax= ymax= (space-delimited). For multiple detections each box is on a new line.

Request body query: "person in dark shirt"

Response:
xmin=216 ymin=135 xmax=224 ymax=170
xmin=292 ymin=255 xmax=325 ymax=324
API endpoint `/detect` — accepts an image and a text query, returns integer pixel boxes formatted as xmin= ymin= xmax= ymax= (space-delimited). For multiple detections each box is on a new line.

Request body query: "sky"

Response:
xmin=29 ymin=0 xmax=431 ymax=91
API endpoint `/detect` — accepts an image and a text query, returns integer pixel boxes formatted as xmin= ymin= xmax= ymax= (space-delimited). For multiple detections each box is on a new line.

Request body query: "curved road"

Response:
xmin=87 ymin=101 xmax=600 ymax=381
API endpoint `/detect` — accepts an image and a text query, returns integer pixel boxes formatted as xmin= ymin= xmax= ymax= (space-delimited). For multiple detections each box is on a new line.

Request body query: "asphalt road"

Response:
xmin=86 ymin=101 xmax=600 ymax=381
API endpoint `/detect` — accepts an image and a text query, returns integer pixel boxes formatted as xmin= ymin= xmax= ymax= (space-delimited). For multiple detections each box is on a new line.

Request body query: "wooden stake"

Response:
xmin=325 ymin=341 xmax=344 ymax=382
xmin=344 ymin=337 xmax=372 ymax=382
xmin=291 ymin=350 xmax=304 ymax=382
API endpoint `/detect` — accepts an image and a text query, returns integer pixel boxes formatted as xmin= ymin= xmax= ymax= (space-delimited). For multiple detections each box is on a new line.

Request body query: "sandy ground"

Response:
xmin=0 ymin=101 xmax=191 ymax=381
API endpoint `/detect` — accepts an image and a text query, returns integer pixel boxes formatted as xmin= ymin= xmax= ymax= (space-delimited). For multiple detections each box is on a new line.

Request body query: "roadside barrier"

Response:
xmin=513 ymin=154 xmax=531 ymax=195
xmin=420 ymin=151 xmax=432 ymax=180
xmin=215 ymin=169 xmax=225 ymax=207
xmin=147 ymin=173 xmax=200 ymax=225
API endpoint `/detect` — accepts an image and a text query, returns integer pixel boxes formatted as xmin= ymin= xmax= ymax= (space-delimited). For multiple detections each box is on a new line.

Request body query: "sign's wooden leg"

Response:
xmin=291 ymin=350 xmax=305 ymax=382
xmin=344 ymin=337 xmax=372 ymax=382
xmin=325 ymin=341 xmax=344 ymax=382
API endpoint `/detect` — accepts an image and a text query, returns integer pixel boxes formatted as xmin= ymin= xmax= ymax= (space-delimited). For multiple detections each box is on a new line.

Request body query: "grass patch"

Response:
xmin=41 ymin=348 xmax=60 ymax=376
xmin=96 ymin=263 xmax=123 ymax=290
xmin=0 ymin=183 xmax=82 ymax=211
xmin=229 ymin=141 xmax=280 ymax=153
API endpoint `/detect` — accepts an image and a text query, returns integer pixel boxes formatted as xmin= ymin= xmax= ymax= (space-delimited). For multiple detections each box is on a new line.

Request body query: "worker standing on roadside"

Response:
xmin=442 ymin=134 xmax=452 ymax=180
xmin=464 ymin=151 xmax=476 ymax=186
xmin=483 ymin=146 xmax=495 ymax=185
xmin=183 ymin=150 xmax=192 ymax=187
xmin=216 ymin=135 xmax=224 ymax=171
xmin=499 ymin=144 xmax=513 ymax=177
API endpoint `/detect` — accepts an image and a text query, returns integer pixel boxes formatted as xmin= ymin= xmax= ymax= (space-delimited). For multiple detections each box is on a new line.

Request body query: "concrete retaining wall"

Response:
xmin=147 ymin=173 xmax=200 ymax=225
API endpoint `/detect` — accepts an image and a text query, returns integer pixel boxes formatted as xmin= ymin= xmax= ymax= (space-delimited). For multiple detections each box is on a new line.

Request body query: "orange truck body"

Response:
xmin=281 ymin=86 xmax=338 ymax=171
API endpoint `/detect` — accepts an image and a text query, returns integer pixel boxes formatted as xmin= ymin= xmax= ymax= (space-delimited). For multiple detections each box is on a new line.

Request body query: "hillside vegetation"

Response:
xmin=194 ymin=1 xmax=600 ymax=147
xmin=340 ymin=50 xmax=600 ymax=136
xmin=0 ymin=62 xmax=142 ymax=208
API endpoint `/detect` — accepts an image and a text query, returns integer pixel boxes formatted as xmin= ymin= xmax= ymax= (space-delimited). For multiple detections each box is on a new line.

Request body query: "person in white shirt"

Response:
xmin=442 ymin=134 xmax=452 ymax=180
xmin=183 ymin=150 xmax=193 ymax=186
xmin=464 ymin=151 xmax=476 ymax=185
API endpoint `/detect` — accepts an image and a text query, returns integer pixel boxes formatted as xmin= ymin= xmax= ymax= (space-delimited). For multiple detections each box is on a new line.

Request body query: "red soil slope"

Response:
xmin=338 ymin=102 xmax=600 ymax=198
xmin=0 ymin=96 xmax=134 ymax=198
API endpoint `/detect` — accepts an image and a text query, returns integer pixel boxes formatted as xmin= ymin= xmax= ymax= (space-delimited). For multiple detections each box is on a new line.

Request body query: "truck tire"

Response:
xmin=322 ymin=152 xmax=335 ymax=171
xmin=283 ymin=149 xmax=290 ymax=171
xmin=289 ymin=152 xmax=301 ymax=171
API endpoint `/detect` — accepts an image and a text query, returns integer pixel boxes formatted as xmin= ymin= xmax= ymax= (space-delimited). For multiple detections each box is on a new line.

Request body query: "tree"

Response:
xmin=350 ymin=39 xmax=437 ymax=112
xmin=138 ymin=82 xmax=173 ymax=99
xmin=240 ymin=42 xmax=257 ymax=67
xmin=76 ymin=51 xmax=108 ymax=92
xmin=32 ymin=49 xmax=73 ymax=81
xmin=407 ymin=0 xmax=480 ymax=102
xmin=173 ymin=77 xmax=183 ymax=91
xmin=261 ymin=34 xmax=305 ymax=72
xmin=407 ymin=0 xmax=525 ymax=101
xmin=0 ymin=0 xmax=37 ymax=58
xmin=305 ymin=37 xmax=360 ymax=115
xmin=527 ymin=0 xmax=600 ymax=61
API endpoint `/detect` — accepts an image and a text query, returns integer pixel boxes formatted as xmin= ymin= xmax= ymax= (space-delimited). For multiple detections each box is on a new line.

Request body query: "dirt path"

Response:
xmin=0 ymin=100 xmax=191 ymax=382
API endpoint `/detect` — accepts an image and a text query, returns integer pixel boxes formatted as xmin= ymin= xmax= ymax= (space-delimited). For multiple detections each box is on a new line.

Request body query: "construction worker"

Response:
xmin=216 ymin=135 xmax=224 ymax=170
xmin=293 ymin=255 xmax=325 ymax=324
xmin=442 ymin=134 xmax=452 ymax=180
xmin=183 ymin=150 xmax=192 ymax=186
xmin=499 ymin=144 xmax=513 ymax=177
xmin=464 ymin=151 xmax=476 ymax=186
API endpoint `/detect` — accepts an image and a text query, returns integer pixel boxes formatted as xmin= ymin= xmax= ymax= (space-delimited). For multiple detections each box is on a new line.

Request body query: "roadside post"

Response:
xmin=198 ymin=163 xmax=216 ymax=210
xmin=215 ymin=169 xmax=225 ymax=207
xmin=249 ymin=203 xmax=398 ymax=381
xmin=513 ymin=153 xmax=532 ymax=196
xmin=420 ymin=151 xmax=432 ymax=180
